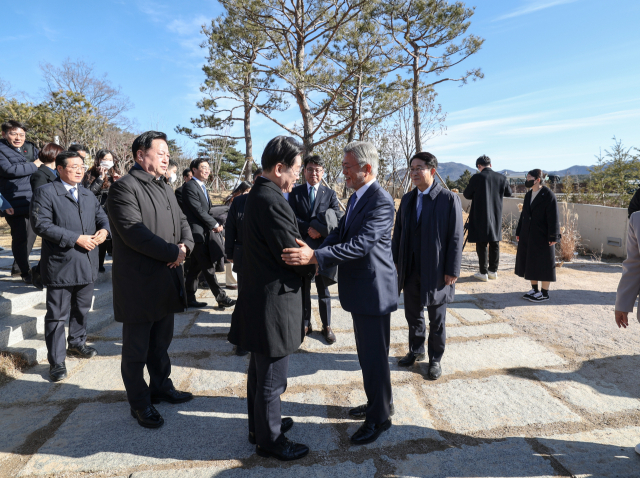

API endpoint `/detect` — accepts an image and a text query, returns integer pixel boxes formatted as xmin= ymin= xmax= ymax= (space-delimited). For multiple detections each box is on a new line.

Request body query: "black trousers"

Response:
xmin=44 ymin=283 xmax=94 ymax=365
xmin=352 ymin=312 xmax=392 ymax=424
xmin=185 ymin=242 xmax=226 ymax=302
xmin=302 ymin=276 xmax=331 ymax=328
xmin=6 ymin=214 xmax=37 ymax=275
xmin=121 ymin=313 xmax=175 ymax=410
xmin=247 ymin=352 xmax=289 ymax=447
xmin=98 ymin=239 xmax=112 ymax=269
xmin=403 ymin=267 xmax=447 ymax=362
xmin=476 ymin=241 xmax=500 ymax=274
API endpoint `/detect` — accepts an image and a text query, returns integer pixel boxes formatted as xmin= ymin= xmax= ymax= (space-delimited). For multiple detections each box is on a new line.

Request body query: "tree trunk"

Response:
xmin=411 ymin=48 xmax=422 ymax=153
xmin=243 ymin=82 xmax=253 ymax=182
xmin=294 ymin=0 xmax=314 ymax=155
xmin=347 ymin=74 xmax=363 ymax=143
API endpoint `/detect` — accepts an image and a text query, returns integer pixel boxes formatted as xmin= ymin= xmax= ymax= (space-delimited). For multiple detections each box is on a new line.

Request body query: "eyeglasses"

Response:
xmin=65 ymin=166 xmax=84 ymax=171
xmin=410 ymin=167 xmax=430 ymax=174
xmin=7 ymin=132 xmax=25 ymax=138
xmin=306 ymin=168 xmax=323 ymax=174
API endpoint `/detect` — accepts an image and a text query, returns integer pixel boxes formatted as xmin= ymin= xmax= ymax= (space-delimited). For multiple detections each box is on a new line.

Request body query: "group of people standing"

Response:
xmin=1 ymin=119 xmax=571 ymax=462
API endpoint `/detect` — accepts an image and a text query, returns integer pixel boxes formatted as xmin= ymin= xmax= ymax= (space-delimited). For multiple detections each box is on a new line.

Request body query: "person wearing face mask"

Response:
xmin=83 ymin=149 xmax=113 ymax=196
xmin=165 ymin=160 xmax=178 ymax=185
xmin=515 ymin=169 xmax=561 ymax=302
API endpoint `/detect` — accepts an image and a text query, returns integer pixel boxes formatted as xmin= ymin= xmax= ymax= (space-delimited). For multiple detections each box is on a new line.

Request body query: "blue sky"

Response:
xmin=1 ymin=0 xmax=639 ymax=172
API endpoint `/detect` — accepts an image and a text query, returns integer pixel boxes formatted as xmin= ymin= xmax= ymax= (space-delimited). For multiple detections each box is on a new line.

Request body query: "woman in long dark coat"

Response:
xmin=515 ymin=169 xmax=561 ymax=303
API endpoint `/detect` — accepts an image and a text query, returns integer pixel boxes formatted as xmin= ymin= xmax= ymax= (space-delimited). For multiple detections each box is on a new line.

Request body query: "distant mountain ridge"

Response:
xmin=498 ymin=165 xmax=594 ymax=178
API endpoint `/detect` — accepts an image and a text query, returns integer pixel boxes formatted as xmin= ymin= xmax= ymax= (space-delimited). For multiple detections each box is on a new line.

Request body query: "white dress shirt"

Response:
xmin=61 ymin=180 xmax=79 ymax=201
xmin=346 ymin=178 xmax=376 ymax=223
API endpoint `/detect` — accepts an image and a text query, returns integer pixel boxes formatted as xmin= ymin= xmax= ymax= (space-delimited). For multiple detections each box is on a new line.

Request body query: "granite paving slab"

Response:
xmin=130 ymin=460 xmax=376 ymax=478
xmin=448 ymin=302 xmax=493 ymax=323
xmin=188 ymin=354 xmax=249 ymax=392
xmin=0 ymin=360 xmax=83 ymax=405
xmin=389 ymin=438 xmax=557 ymax=477
xmin=0 ymin=405 xmax=61 ymax=462
xmin=300 ymin=329 xmax=406 ymax=352
xmin=427 ymin=375 xmax=582 ymax=433
xmin=347 ymin=385 xmax=442 ymax=449
xmin=538 ymin=427 xmax=640 ymax=477
xmin=288 ymin=350 xmax=363 ymax=386
xmin=328 ymin=306 xmax=459 ymax=330
xmin=533 ymin=369 xmax=640 ymax=413
xmin=280 ymin=391 xmax=340 ymax=451
xmin=190 ymin=309 xmax=233 ymax=335
xmin=446 ymin=322 xmax=515 ymax=338
xmin=18 ymin=397 xmax=255 ymax=476
xmin=426 ymin=337 xmax=565 ymax=376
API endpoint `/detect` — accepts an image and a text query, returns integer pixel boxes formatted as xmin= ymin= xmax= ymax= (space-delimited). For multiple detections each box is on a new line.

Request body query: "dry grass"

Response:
xmin=559 ymin=202 xmax=580 ymax=262
xmin=0 ymin=218 xmax=10 ymax=248
xmin=0 ymin=352 xmax=28 ymax=385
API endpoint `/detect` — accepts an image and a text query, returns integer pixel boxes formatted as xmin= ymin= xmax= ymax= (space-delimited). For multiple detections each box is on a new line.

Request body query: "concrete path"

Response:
xmin=1 ymin=254 xmax=640 ymax=477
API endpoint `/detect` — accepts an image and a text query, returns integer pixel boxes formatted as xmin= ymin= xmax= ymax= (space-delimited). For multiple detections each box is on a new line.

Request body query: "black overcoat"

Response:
xmin=30 ymin=180 xmax=110 ymax=287
xmin=224 ymin=193 xmax=247 ymax=274
xmin=30 ymin=164 xmax=57 ymax=191
xmin=228 ymin=177 xmax=315 ymax=357
xmin=463 ymin=167 xmax=512 ymax=243
xmin=182 ymin=179 xmax=217 ymax=243
xmin=392 ymin=183 xmax=464 ymax=305
xmin=107 ymin=167 xmax=194 ymax=324
xmin=515 ymin=186 xmax=561 ymax=282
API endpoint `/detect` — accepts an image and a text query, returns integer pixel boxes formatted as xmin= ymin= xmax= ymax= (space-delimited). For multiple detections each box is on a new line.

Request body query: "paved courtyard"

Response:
xmin=1 ymin=252 xmax=640 ymax=477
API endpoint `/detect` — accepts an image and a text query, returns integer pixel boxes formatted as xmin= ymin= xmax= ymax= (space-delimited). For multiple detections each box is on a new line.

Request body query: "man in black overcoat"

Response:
xmin=31 ymin=151 xmax=110 ymax=382
xmin=392 ymin=152 xmax=463 ymax=380
xmin=288 ymin=155 xmax=342 ymax=344
xmin=182 ymin=158 xmax=235 ymax=309
xmin=463 ymin=155 xmax=512 ymax=281
xmin=229 ymin=136 xmax=315 ymax=461
xmin=108 ymin=131 xmax=195 ymax=429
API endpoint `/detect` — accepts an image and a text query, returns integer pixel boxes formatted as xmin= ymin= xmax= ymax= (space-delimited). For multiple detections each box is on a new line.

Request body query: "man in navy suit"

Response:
xmin=288 ymin=155 xmax=342 ymax=343
xmin=392 ymin=152 xmax=463 ymax=380
xmin=282 ymin=141 xmax=397 ymax=445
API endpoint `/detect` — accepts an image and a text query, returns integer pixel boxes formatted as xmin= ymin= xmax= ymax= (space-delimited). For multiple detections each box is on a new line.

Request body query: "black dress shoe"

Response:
xmin=198 ymin=280 xmax=209 ymax=289
xmin=350 ymin=419 xmax=392 ymax=445
xmin=427 ymin=361 xmax=442 ymax=380
xmin=150 ymin=389 xmax=193 ymax=404
xmin=348 ymin=403 xmax=395 ymax=420
xmin=248 ymin=417 xmax=294 ymax=444
xmin=49 ymin=362 xmax=67 ymax=382
xmin=322 ymin=326 xmax=336 ymax=344
xmin=398 ymin=351 xmax=426 ymax=367
xmin=131 ymin=404 xmax=164 ymax=428
xmin=235 ymin=346 xmax=249 ymax=356
xmin=256 ymin=436 xmax=309 ymax=461
xmin=21 ymin=272 xmax=32 ymax=284
xmin=67 ymin=344 xmax=98 ymax=359
xmin=188 ymin=299 xmax=208 ymax=308
xmin=217 ymin=297 xmax=236 ymax=308
xmin=98 ymin=266 xmax=106 ymax=273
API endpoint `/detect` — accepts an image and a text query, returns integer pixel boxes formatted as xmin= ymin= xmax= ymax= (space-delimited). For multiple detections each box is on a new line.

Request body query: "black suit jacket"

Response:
xmin=288 ymin=183 xmax=342 ymax=249
xmin=392 ymin=183 xmax=463 ymax=306
xmin=30 ymin=164 xmax=57 ymax=192
xmin=228 ymin=177 xmax=315 ymax=356
xmin=225 ymin=193 xmax=248 ymax=273
xmin=107 ymin=168 xmax=194 ymax=324
xmin=463 ymin=167 xmax=512 ymax=243
xmin=182 ymin=179 xmax=218 ymax=243
xmin=30 ymin=179 xmax=110 ymax=287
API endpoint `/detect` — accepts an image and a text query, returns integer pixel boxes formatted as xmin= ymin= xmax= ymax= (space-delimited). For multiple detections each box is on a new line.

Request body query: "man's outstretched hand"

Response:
xmin=282 ymin=238 xmax=317 ymax=265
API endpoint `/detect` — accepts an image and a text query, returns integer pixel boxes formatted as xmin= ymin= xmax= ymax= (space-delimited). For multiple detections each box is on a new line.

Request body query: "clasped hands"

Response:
xmin=76 ymin=229 xmax=109 ymax=251
xmin=168 ymin=243 xmax=188 ymax=268
xmin=282 ymin=238 xmax=317 ymax=265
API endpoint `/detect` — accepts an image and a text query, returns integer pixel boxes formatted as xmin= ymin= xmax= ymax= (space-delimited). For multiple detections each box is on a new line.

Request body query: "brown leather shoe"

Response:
xmin=322 ymin=326 xmax=336 ymax=344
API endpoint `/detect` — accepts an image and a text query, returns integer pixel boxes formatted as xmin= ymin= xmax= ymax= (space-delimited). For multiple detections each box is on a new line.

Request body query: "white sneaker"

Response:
xmin=635 ymin=443 xmax=640 ymax=455
xmin=488 ymin=271 xmax=498 ymax=280
xmin=522 ymin=289 xmax=536 ymax=299
xmin=473 ymin=273 xmax=488 ymax=282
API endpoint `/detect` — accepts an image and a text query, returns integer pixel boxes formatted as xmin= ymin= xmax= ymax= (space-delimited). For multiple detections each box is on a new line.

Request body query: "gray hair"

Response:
xmin=344 ymin=141 xmax=378 ymax=176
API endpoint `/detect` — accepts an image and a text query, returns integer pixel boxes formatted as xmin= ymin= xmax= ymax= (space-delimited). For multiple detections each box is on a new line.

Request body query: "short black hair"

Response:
xmin=182 ymin=168 xmax=192 ymax=178
xmin=168 ymin=159 xmax=178 ymax=169
xmin=190 ymin=158 xmax=209 ymax=173
xmin=304 ymin=155 xmax=324 ymax=169
xmin=528 ymin=169 xmax=545 ymax=184
xmin=410 ymin=152 xmax=437 ymax=169
xmin=55 ymin=151 xmax=82 ymax=169
xmin=476 ymin=155 xmax=491 ymax=167
xmin=132 ymin=131 xmax=167 ymax=161
xmin=68 ymin=144 xmax=88 ymax=153
xmin=253 ymin=167 xmax=263 ymax=179
xmin=95 ymin=149 xmax=114 ymax=162
xmin=261 ymin=136 xmax=303 ymax=172
xmin=1 ymin=120 xmax=27 ymax=133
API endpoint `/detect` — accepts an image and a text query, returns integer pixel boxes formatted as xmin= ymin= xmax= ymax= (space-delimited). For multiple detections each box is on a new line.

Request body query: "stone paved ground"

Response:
xmin=2 ymin=253 xmax=640 ymax=477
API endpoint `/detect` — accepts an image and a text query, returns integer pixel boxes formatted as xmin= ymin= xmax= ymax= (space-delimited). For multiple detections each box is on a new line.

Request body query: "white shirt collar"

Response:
xmin=355 ymin=178 xmax=376 ymax=200
xmin=60 ymin=180 xmax=78 ymax=192
xmin=192 ymin=176 xmax=205 ymax=187
xmin=417 ymin=183 xmax=433 ymax=197
xmin=307 ymin=182 xmax=320 ymax=193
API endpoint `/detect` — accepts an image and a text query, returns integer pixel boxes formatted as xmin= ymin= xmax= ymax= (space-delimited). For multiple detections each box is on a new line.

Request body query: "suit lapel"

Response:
xmin=311 ymin=185 xmax=325 ymax=216
xmin=530 ymin=187 xmax=546 ymax=211
xmin=343 ymin=181 xmax=379 ymax=237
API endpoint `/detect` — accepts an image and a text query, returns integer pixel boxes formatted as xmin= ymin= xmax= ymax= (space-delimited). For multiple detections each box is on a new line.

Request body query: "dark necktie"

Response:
xmin=345 ymin=193 xmax=357 ymax=225
xmin=69 ymin=187 xmax=77 ymax=203
xmin=309 ymin=186 xmax=316 ymax=211
xmin=201 ymin=183 xmax=210 ymax=205
xmin=417 ymin=192 xmax=424 ymax=221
